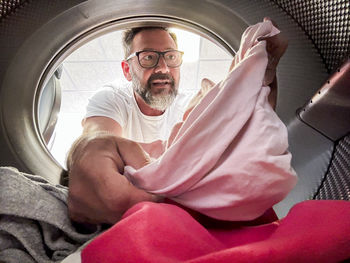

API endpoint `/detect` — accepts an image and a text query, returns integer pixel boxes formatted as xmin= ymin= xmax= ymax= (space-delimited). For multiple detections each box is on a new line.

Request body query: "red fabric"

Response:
xmin=82 ymin=200 xmax=350 ymax=263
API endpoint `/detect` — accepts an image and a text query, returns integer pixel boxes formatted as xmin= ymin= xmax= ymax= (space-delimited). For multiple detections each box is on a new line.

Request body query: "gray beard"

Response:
xmin=130 ymin=69 xmax=178 ymax=111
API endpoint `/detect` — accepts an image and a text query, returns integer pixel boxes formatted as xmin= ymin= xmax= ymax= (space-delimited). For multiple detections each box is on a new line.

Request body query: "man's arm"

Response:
xmin=82 ymin=116 xmax=123 ymax=135
xmin=67 ymin=116 xmax=157 ymax=225
xmin=228 ymin=18 xmax=287 ymax=110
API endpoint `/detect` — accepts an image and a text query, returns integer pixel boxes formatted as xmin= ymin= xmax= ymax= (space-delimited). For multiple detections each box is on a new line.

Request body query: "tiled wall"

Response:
xmin=49 ymin=29 xmax=233 ymax=167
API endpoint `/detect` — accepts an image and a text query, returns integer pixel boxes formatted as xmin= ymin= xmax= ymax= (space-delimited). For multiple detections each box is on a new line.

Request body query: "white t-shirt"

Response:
xmin=85 ymin=81 xmax=190 ymax=143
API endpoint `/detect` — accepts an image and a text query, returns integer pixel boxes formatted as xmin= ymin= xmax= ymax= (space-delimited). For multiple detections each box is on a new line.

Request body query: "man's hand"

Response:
xmin=259 ymin=17 xmax=288 ymax=86
xmin=67 ymin=133 xmax=158 ymax=224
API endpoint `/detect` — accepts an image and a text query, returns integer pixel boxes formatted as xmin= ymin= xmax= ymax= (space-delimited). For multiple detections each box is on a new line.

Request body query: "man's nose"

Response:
xmin=154 ymin=55 xmax=169 ymax=73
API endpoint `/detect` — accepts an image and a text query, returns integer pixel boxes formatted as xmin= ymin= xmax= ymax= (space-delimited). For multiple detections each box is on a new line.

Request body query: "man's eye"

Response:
xmin=166 ymin=53 xmax=177 ymax=60
xmin=143 ymin=54 xmax=155 ymax=61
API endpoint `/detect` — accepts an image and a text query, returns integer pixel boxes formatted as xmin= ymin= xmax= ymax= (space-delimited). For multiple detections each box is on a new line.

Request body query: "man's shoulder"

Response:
xmin=86 ymin=81 xmax=134 ymax=125
xmin=102 ymin=80 xmax=132 ymax=97
xmin=92 ymin=81 xmax=133 ymax=104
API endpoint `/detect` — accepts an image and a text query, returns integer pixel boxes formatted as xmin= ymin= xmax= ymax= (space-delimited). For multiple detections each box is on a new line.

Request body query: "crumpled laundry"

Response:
xmin=125 ymin=20 xmax=297 ymax=221
xmin=0 ymin=167 xmax=101 ymax=263
xmin=81 ymin=200 xmax=350 ymax=263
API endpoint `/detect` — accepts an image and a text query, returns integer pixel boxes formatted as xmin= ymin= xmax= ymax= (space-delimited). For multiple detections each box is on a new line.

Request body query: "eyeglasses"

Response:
xmin=126 ymin=50 xmax=184 ymax=68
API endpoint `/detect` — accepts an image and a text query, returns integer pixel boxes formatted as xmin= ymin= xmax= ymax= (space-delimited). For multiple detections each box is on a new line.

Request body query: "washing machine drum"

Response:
xmin=0 ymin=0 xmax=348 ymax=216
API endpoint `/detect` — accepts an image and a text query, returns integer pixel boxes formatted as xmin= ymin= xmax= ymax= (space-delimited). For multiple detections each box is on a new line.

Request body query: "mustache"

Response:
xmin=148 ymin=73 xmax=175 ymax=85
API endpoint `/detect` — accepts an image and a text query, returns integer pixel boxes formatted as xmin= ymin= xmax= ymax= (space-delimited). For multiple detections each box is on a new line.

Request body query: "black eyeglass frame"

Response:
xmin=126 ymin=50 xmax=184 ymax=68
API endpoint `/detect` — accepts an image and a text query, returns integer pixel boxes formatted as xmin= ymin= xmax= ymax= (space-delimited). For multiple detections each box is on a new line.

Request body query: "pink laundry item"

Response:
xmin=124 ymin=20 xmax=297 ymax=221
xmin=81 ymin=200 xmax=350 ymax=263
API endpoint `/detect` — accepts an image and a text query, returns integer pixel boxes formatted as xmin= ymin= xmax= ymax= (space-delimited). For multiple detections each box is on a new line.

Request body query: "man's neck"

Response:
xmin=134 ymin=92 xmax=165 ymax=116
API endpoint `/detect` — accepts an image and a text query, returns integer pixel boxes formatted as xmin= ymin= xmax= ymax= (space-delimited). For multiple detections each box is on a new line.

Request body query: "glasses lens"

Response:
xmin=138 ymin=50 xmax=183 ymax=68
xmin=138 ymin=51 xmax=159 ymax=68
xmin=164 ymin=51 xmax=183 ymax=67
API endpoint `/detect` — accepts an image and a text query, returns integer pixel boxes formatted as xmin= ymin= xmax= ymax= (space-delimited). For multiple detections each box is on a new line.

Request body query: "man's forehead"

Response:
xmin=132 ymin=29 xmax=176 ymax=50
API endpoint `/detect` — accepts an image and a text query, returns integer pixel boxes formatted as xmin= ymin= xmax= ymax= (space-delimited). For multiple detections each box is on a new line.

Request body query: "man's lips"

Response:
xmin=148 ymin=73 xmax=174 ymax=89
xmin=151 ymin=79 xmax=171 ymax=85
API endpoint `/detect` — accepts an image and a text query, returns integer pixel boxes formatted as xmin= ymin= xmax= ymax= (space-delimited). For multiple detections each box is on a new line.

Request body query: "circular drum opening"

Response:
xmin=37 ymin=19 xmax=235 ymax=169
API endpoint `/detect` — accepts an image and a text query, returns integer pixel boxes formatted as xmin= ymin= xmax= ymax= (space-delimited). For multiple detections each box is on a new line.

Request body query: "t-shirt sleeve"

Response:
xmin=84 ymin=86 xmax=127 ymax=127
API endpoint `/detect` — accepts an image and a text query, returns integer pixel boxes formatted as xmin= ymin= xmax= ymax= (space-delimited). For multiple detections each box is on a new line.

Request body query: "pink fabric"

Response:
xmin=125 ymin=20 xmax=297 ymax=221
xmin=81 ymin=200 xmax=350 ymax=263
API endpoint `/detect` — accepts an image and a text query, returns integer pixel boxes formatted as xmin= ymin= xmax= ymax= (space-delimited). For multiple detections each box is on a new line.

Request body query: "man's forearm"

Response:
xmin=66 ymin=132 xmax=158 ymax=224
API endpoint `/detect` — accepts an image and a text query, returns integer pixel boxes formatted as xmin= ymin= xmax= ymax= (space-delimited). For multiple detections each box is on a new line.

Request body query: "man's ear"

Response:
xmin=121 ymin=60 xmax=132 ymax=81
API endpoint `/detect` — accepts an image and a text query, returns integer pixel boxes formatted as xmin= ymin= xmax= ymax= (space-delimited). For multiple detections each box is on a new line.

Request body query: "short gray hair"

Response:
xmin=122 ymin=27 xmax=178 ymax=59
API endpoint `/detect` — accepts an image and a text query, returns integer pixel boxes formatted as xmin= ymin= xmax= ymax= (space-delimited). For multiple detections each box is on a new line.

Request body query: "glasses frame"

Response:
xmin=126 ymin=50 xmax=184 ymax=68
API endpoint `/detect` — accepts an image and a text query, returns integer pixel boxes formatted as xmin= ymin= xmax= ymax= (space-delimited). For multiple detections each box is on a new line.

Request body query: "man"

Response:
xmin=82 ymin=27 xmax=186 ymax=145
xmin=67 ymin=19 xmax=288 ymax=224
xmin=67 ymin=27 xmax=186 ymax=224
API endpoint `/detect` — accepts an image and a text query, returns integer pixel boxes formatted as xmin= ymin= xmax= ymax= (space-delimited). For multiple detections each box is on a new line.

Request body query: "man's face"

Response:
xmin=128 ymin=29 xmax=181 ymax=111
